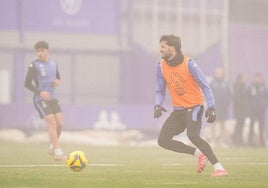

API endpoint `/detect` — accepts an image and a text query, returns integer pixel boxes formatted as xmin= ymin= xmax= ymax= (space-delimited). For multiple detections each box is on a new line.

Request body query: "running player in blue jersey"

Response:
xmin=25 ymin=41 xmax=65 ymax=160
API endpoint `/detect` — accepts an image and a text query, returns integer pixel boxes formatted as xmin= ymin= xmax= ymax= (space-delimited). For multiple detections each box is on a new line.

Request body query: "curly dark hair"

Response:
xmin=34 ymin=40 xmax=49 ymax=50
xmin=159 ymin=35 xmax=181 ymax=53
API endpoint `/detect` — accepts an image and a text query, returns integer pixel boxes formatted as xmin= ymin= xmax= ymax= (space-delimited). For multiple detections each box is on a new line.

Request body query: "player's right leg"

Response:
xmin=158 ymin=110 xmax=196 ymax=154
xmin=34 ymin=99 xmax=55 ymax=155
xmin=34 ymin=99 xmax=65 ymax=160
xmin=196 ymin=153 xmax=208 ymax=173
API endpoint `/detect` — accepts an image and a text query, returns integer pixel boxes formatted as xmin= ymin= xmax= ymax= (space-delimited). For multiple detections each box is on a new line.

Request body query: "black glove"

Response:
xmin=205 ymin=107 xmax=216 ymax=123
xmin=154 ymin=105 xmax=167 ymax=118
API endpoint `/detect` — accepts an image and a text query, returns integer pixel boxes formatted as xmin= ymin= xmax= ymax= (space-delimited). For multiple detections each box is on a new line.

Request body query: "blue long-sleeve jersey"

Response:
xmin=24 ymin=59 xmax=60 ymax=101
xmin=155 ymin=59 xmax=215 ymax=109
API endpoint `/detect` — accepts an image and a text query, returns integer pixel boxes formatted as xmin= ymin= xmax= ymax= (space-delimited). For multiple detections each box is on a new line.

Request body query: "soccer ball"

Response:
xmin=66 ymin=151 xmax=88 ymax=172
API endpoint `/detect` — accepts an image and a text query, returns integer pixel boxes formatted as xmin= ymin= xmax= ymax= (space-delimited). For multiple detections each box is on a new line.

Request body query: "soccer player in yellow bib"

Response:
xmin=154 ymin=35 xmax=228 ymax=177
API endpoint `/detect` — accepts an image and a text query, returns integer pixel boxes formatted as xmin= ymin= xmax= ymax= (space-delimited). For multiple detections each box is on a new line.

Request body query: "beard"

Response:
xmin=161 ymin=52 xmax=172 ymax=62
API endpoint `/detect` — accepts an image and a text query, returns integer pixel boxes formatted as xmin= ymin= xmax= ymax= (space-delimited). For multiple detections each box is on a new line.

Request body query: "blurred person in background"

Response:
xmin=247 ymin=73 xmax=268 ymax=147
xmin=24 ymin=40 xmax=65 ymax=160
xmin=232 ymin=74 xmax=249 ymax=146
xmin=154 ymin=34 xmax=227 ymax=177
xmin=210 ymin=67 xmax=232 ymax=147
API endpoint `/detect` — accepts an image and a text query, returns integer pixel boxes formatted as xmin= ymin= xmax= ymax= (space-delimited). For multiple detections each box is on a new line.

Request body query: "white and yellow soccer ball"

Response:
xmin=66 ymin=151 xmax=88 ymax=172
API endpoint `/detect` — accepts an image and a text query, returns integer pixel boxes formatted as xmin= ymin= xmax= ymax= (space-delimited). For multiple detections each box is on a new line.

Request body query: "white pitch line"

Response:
xmin=0 ymin=164 xmax=122 ymax=168
xmin=148 ymin=182 xmax=197 ymax=185
xmin=0 ymin=164 xmax=65 ymax=168
xmin=90 ymin=163 xmax=122 ymax=167
xmin=161 ymin=163 xmax=184 ymax=166
xmin=248 ymin=163 xmax=268 ymax=166
xmin=161 ymin=162 xmax=268 ymax=166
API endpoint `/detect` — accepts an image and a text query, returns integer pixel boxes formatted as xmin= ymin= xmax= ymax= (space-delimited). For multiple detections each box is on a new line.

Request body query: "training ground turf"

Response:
xmin=0 ymin=142 xmax=267 ymax=188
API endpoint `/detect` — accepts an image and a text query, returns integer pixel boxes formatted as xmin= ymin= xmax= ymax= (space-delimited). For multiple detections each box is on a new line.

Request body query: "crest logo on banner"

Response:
xmin=59 ymin=0 xmax=83 ymax=15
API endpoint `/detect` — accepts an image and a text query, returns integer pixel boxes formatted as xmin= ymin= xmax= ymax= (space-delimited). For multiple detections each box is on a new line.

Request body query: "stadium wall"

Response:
xmin=0 ymin=0 xmax=267 ymax=133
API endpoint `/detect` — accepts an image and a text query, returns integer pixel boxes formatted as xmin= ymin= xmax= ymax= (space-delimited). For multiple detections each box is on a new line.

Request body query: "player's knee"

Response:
xmin=157 ymin=136 xmax=164 ymax=147
xmin=44 ymin=115 xmax=57 ymax=126
xmin=57 ymin=120 xmax=63 ymax=128
xmin=187 ymin=132 xmax=201 ymax=144
xmin=158 ymin=135 xmax=168 ymax=148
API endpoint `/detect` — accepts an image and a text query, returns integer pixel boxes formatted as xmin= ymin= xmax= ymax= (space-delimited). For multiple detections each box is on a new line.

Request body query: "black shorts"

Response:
xmin=159 ymin=105 xmax=204 ymax=139
xmin=34 ymin=98 xmax=62 ymax=118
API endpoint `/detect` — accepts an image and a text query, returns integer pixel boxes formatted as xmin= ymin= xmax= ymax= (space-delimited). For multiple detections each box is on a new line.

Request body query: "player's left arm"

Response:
xmin=188 ymin=60 xmax=215 ymax=108
xmin=188 ymin=60 xmax=217 ymax=123
xmin=54 ymin=65 xmax=61 ymax=87
xmin=155 ymin=63 xmax=166 ymax=106
xmin=154 ymin=63 xmax=167 ymax=118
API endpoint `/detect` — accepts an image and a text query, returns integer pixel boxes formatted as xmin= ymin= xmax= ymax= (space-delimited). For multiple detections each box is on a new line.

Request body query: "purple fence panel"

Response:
xmin=0 ymin=0 xmax=18 ymax=30
xmin=0 ymin=0 xmax=120 ymax=34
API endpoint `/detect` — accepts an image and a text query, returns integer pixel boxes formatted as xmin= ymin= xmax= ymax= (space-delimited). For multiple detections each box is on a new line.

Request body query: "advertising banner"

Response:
xmin=0 ymin=0 xmax=119 ymax=34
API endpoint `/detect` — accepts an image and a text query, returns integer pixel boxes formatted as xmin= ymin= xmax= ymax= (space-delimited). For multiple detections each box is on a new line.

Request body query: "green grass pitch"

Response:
xmin=0 ymin=142 xmax=268 ymax=188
